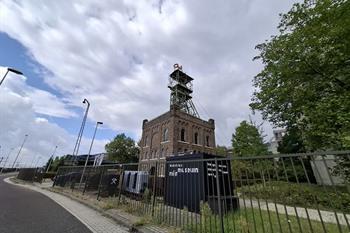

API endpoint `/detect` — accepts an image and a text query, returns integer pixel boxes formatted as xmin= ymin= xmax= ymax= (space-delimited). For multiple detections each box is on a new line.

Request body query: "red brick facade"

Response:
xmin=139 ymin=106 xmax=215 ymax=162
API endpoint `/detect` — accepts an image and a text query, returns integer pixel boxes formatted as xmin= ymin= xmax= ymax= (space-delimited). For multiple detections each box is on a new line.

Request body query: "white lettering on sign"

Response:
xmin=168 ymin=166 xmax=199 ymax=177
xmin=185 ymin=168 xmax=199 ymax=173
xmin=110 ymin=178 xmax=118 ymax=185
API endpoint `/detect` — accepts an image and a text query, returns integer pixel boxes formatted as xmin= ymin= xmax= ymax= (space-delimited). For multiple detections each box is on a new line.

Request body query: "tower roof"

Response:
xmin=169 ymin=69 xmax=193 ymax=84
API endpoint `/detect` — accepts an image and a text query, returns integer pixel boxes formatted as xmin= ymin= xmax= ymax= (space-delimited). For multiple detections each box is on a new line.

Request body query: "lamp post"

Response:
xmin=46 ymin=145 xmax=58 ymax=173
xmin=79 ymin=121 xmax=103 ymax=187
xmin=12 ymin=134 xmax=28 ymax=169
xmin=35 ymin=157 xmax=42 ymax=167
xmin=0 ymin=67 xmax=23 ymax=86
xmin=1 ymin=148 xmax=14 ymax=173
xmin=72 ymin=98 xmax=90 ymax=165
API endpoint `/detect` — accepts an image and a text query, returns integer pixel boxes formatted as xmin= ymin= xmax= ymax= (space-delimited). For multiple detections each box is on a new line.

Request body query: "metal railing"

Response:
xmin=53 ymin=151 xmax=350 ymax=233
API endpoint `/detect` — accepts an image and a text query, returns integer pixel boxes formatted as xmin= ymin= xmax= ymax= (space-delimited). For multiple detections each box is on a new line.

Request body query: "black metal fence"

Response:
xmin=53 ymin=151 xmax=350 ymax=233
xmin=17 ymin=168 xmax=44 ymax=182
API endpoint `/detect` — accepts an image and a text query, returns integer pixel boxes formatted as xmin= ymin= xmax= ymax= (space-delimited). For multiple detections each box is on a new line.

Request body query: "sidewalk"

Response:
xmin=239 ymin=198 xmax=350 ymax=226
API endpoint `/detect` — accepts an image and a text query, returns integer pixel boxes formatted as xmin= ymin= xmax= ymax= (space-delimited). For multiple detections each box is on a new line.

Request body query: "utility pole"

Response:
xmin=46 ymin=146 xmax=58 ymax=173
xmin=79 ymin=121 xmax=103 ymax=187
xmin=12 ymin=134 xmax=28 ymax=169
xmin=35 ymin=157 xmax=41 ymax=167
xmin=72 ymin=99 xmax=90 ymax=165
xmin=1 ymin=148 xmax=14 ymax=173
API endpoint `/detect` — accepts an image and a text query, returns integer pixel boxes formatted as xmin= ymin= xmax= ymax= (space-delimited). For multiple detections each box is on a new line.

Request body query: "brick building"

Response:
xmin=139 ymin=65 xmax=216 ymax=162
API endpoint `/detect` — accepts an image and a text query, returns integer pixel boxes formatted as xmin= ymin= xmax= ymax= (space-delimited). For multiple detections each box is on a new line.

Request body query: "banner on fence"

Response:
xmin=93 ymin=153 xmax=104 ymax=166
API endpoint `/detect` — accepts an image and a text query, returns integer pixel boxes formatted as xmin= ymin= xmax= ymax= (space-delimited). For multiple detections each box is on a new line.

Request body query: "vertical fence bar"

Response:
xmin=97 ymin=166 xmax=105 ymax=200
xmin=310 ymin=155 xmax=344 ymax=233
xmin=280 ymin=158 xmax=303 ymax=233
xmin=152 ymin=161 xmax=158 ymax=216
xmin=299 ymin=156 xmax=327 ymax=233
xmin=249 ymin=159 xmax=266 ymax=233
xmin=289 ymin=157 xmax=315 ymax=233
xmin=118 ymin=165 xmax=125 ymax=204
xmin=320 ymin=155 xmax=349 ymax=230
xmin=214 ymin=159 xmax=224 ymax=233
xmin=273 ymin=158 xmax=293 ymax=233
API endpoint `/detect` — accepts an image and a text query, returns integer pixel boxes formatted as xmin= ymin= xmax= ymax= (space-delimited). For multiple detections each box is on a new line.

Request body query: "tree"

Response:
xmin=231 ymin=120 xmax=269 ymax=156
xmin=44 ymin=156 xmax=66 ymax=172
xmin=215 ymin=145 xmax=228 ymax=156
xmin=250 ymin=0 xmax=350 ymax=150
xmin=105 ymin=133 xmax=139 ymax=163
xmin=278 ymin=127 xmax=306 ymax=154
xmin=231 ymin=120 xmax=271 ymax=185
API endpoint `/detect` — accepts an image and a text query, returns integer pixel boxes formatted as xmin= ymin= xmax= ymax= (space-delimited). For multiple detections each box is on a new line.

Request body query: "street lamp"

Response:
xmin=46 ymin=145 xmax=58 ymax=173
xmin=35 ymin=156 xmax=42 ymax=167
xmin=72 ymin=98 xmax=90 ymax=165
xmin=79 ymin=121 xmax=103 ymax=187
xmin=0 ymin=148 xmax=14 ymax=173
xmin=0 ymin=67 xmax=23 ymax=86
xmin=11 ymin=134 xmax=28 ymax=169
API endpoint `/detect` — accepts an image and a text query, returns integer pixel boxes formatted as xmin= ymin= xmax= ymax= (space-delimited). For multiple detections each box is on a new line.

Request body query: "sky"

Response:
xmin=0 ymin=0 xmax=297 ymax=167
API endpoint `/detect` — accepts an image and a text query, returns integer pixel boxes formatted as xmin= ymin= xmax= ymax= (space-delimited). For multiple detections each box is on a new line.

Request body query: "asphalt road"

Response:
xmin=0 ymin=174 xmax=92 ymax=233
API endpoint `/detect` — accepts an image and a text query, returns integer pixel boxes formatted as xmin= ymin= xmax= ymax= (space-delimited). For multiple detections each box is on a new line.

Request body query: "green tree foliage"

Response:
xmin=278 ymin=127 xmax=306 ymax=153
xmin=105 ymin=133 xmax=139 ymax=163
xmin=231 ymin=121 xmax=271 ymax=182
xmin=231 ymin=120 xmax=269 ymax=156
xmin=250 ymin=0 xmax=350 ymax=150
xmin=44 ymin=156 xmax=66 ymax=172
xmin=215 ymin=145 xmax=228 ymax=156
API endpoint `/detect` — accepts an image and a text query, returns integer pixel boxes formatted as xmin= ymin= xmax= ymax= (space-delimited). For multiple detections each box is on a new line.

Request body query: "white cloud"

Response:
xmin=0 ymin=0 xmax=297 ymax=150
xmin=0 ymin=67 xmax=76 ymax=118
xmin=0 ymin=74 xmax=107 ymax=167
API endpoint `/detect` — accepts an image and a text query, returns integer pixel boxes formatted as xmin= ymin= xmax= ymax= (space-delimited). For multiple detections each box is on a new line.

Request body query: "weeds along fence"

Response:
xmin=53 ymin=151 xmax=350 ymax=233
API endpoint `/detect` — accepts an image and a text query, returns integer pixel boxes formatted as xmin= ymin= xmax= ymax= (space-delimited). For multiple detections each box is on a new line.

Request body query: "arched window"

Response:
xmin=180 ymin=129 xmax=185 ymax=141
xmin=206 ymin=135 xmax=210 ymax=147
xmin=194 ymin=132 xmax=198 ymax=144
xmin=162 ymin=128 xmax=168 ymax=141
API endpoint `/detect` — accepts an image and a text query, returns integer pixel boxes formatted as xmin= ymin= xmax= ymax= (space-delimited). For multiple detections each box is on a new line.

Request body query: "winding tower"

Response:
xmin=168 ymin=64 xmax=199 ymax=117
xmin=139 ymin=64 xmax=216 ymax=163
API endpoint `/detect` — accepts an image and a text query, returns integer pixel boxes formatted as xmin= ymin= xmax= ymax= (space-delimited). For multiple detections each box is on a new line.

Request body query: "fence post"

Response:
xmin=83 ymin=166 xmax=91 ymax=195
xmin=118 ymin=165 xmax=125 ymax=204
xmin=215 ymin=158 xmax=225 ymax=233
xmin=97 ymin=166 xmax=105 ymax=200
xmin=53 ymin=167 xmax=61 ymax=187
xmin=151 ymin=161 xmax=158 ymax=216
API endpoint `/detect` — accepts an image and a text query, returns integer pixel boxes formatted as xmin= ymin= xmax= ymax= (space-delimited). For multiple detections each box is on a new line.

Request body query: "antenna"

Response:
xmin=168 ymin=64 xmax=199 ymax=117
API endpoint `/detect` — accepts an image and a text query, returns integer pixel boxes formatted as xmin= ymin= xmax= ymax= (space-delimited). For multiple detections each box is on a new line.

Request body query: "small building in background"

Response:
xmin=267 ymin=129 xmax=286 ymax=154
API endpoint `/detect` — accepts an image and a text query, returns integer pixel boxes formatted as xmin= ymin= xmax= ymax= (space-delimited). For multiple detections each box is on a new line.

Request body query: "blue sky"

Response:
xmin=0 ymin=0 xmax=296 ymax=166
xmin=0 ymin=32 xmax=120 ymax=142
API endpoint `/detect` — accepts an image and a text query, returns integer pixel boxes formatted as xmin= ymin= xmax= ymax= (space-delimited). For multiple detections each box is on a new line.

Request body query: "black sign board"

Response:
xmin=165 ymin=153 xmax=238 ymax=213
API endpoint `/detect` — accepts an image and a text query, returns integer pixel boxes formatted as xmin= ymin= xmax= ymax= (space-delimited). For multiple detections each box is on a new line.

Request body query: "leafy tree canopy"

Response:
xmin=44 ymin=155 xmax=66 ymax=172
xmin=215 ymin=145 xmax=228 ymax=156
xmin=278 ymin=127 xmax=306 ymax=154
xmin=105 ymin=133 xmax=139 ymax=163
xmin=232 ymin=120 xmax=269 ymax=156
xmin=250 ymin=0 xmax=350 ymax=150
